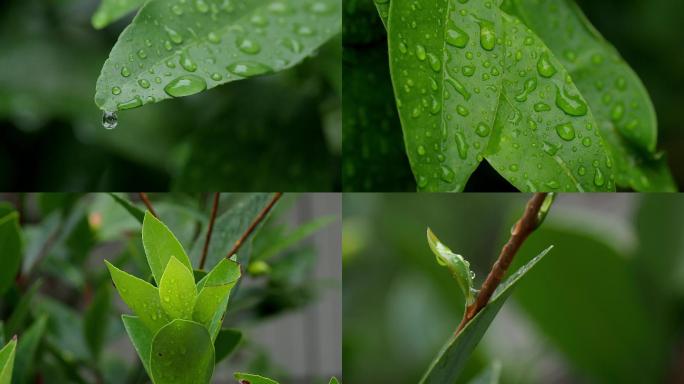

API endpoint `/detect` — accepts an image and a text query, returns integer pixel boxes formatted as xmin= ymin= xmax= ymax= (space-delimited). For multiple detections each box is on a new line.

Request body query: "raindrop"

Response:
xmin=179 ymin=52 xmax=198 ymax=72
xmin=121 ymin=66 xmax=131 ymax=77
xmin=227 ymin=62 xmax=273 ymax=77
xmin=455 ymin=132 xmax=469 ymax=159
xmin=479 ymin=21 xmax=496 ymax=51
xmin=102 ymin=111 xmax=118 ymax=129
xmin=445 ymin=24 xmax=469 ymax=48
xmin=237 ymin=38 xmax=261 ymax=54
xmin=536 ymin=53 xmax=556 ymax=78
xmin=555 ymin=86 xmax=587 ymax=116
xmin=116 ymin=96 xmax=142 ymax=110
xmin=164 ymin=75 xmax=207 ymax=97
xmin=555 ymin=123 xmax=576 ymax=141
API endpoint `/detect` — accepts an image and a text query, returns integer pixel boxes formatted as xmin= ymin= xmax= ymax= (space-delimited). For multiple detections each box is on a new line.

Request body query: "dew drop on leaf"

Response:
xmin=227 ymin=62 xmax=273 ymax=77
xmin=102 ymin=111 xmax=118 ymax=129
xmin=164 ymin=75 xmax=207 ymax=97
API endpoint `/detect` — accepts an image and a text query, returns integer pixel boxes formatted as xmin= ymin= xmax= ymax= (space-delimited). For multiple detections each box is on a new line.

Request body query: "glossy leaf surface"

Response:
xmin=150 ymin=320 xmax=214 ymax=384
xmin=159 ymin=256 xmax=197 ymax=320
xmin=0 ymin=338 xmax=16 ymax=384
xmin=142 ymin=211 xmax=192 ymax=284
xmin=501 ymin=0 xmax=674 ymax=191
xmin=94 ymin=0 xmax=341 ymax=112
xmin=193 ymin=260 xmax=240 ymax=339
xmin=121 ymin=315 xmax=154 ymax=377
xmin=420 ymin=246 xmax=553 ymax=383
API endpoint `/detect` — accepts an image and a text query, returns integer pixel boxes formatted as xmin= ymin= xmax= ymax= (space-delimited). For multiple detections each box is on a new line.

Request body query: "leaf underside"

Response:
xmin=388 ymin=0 xmax=615 ymax=192
xmin=419 ymin=246 xmax=553 ymax=383
xmin=94 ymin=0 xmax=341 ymax=112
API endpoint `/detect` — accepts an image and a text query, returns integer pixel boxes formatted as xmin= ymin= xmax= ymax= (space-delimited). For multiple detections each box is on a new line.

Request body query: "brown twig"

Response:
xmin=199 ymin=193 xmax=220 ymax=270
xmin=138 ymin=192 xmax=158 ymax=218
xmin=456 ymin=193 xmax=548 ymax=334
xmin=226 ymin=192 xmax=283 ymax=259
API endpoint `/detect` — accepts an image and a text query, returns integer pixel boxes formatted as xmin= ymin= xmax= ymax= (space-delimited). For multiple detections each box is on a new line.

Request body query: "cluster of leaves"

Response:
xmin=348 ymin=0 xmax=676 ymax=192
xmin=0 ymin=193 xmax=337 ymax=383
xmin=0 ymin=0 xmax=340 ymax=190
xmin=342 ymin=194 xmax=684 ymax=383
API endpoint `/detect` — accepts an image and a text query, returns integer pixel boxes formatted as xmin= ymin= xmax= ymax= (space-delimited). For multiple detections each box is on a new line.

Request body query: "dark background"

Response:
xmin=0 ymin=0 xmax=341 ymax=191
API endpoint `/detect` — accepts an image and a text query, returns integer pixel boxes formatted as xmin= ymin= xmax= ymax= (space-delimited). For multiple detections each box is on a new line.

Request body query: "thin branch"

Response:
xmin=457 ymin=193 xmax=548 ymax=334
xmin=226 ymin=192 xmax=283 ymax=260
xmin=199 ymin=193 xmax=220 ymax=270
xmin=138 ymin=192 xmax=158 ymax=218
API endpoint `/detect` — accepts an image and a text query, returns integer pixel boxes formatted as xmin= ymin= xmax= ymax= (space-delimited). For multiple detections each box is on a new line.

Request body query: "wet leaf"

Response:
xmin=388 ymin=0 xmax=614 ymax=191
xmin=105 ymin=261 xmax=170 ymax=332
xmin=193 ymin=260 xmax=240 ymax=340
xmin=0 ymin=211 xmax=22 ymax=297
xmin=95 ymin=0 xmax=341 ymax=112
xmin=142 ymin=211 xmax=192 ymax=284
xmin=121 ymin=315 xmax=154 ymax=377
xmin=0 ymin=338 xmax=16 ymax=384
xmin=420 ymin=246 xmax=553 ymax=383
xmin=159 ymin=256 xmax=197 ymax=320
xmin=91 ymin=0 xmax=145 ymax=30
xmin=501 ymin=0 xmax=674 ymax=191
xmin=150 ymin=320 xmax=214 ymax=384
xmin=234 ymin=372 xmax=279 ymax=384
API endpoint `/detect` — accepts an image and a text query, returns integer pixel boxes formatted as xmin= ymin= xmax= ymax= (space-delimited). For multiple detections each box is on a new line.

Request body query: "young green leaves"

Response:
xmin=107 ymin=211 xmax=241 ymax=384
xmin=0 ymin=337 xmax=16 ymax=384
xmin=427 ymin=228 xmax=476 ymax=306
xmin=94 ymin=0 xmax=341 ymax=112
xmin=388 ymin=0 xmax=615 ymax=191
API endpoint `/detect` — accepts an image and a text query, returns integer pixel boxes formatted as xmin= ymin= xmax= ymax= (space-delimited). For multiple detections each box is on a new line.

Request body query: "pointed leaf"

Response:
xmin=234 ymin=373 xmax=278 ymax=384
xmin=193 ymin=260 xmax=240 ymax=339
xmin=150 ymin=320 xmax=214 ymax=384
xmin=420 ymin=246 xmax=553 ymax=383
xmin=0 ymin=212 xmax=22 ymax=297
xmin=159 ymin=256 xmax=197 ymax=320
xmin=121 ymin=315 xmax=154 ymax=378
xmin=91 ymin=0 xmax=146 ymax=30
xmin=502 ymin=0 xmax=674 ymax=191
xmin=14 ymin=316 xmax=47 ymax=384
xmin=214 ymin=328 xmax=242 ymax=363
xmin=329 ymin=378 xmax=340 ymax=384
xmin=142 ymin=211 xmax=192 ymax=285
xmin=427 ymin=228 xmax=475 ymax=306
xmin=105 ymin=261 xmax=170 ymax=332
xmin=373 ymin=0 xmax=389 ymax=28
xmin=0 ymin=338 xmax=16 ymax=384
xmin=94 ymin=0 xmax=341 ymax=112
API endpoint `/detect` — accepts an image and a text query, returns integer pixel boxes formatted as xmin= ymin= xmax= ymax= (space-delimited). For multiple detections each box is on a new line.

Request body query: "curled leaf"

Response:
xmin=427 ymin=228 xmax=476 ymax=306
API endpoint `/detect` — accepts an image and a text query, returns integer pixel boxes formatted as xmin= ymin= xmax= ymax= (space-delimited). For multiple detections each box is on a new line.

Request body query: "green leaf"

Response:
xmin=373 ymin=0 xmax=389 ymax=28
xmin=511 ymin=221 xmax=669 ymax=383
xmin=466 ymin=362 xmax=501 ymax=384
xmin=91 ymin=0 xmax=146 ymax=30
xmin=0 ymin=338 xmax=16 ymax=384
xmin=83 ymin=283 xmax=111 ymax=360
xmin=150 ymin=319 xmax=214 ymax=384
xmin=419 ymin=246 xmax=553 ymax=383
xmin=108 ymin=193 xmax=145 ymax=224
xmin=388 ymin=0 xmax=614 ymax=191
xmin=94 ymin=0 xmax=341 ymax=112
xmin=329 ymin=378 xmax=340 ymax=384
xmin=502 ymin=0 xmax=674 ymax=191
xmin=121 ymin=315 xmax=154 ymax=378
xmin=426 ymin=228 xmax=475 ymax=306
xmin=0 ymin=212 xmax=22 ymax=296
xmin=193 ymin=260 xmax=240 ymax=339
xmin=5 ymin=281 xmax=41 ymax=340
xmin=214 ymin=328 xmax=242 ymax=363
xmin=234 ymin=372 xmax=279 ymax=384
xmin=142 ymin=211 xmax=192 ymax=284
xmin=105 ymin=261 xmax=170 ymax=332
xmin=159 ymin=256 xmax=197 ymax=320
xmin=14 ymin=316 xmax=47 ymax=384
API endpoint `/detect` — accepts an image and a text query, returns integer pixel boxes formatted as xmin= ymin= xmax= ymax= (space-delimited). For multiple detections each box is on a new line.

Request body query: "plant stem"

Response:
xmin=138 ymin=192 xmax=157 ymax=218
xmin=226 ymin=192 xmax=283 ymax=260
xmin=456 ymin=193 xmax=548 ymax=334
xmin=199 ymin=193 xmax=220 ymax=270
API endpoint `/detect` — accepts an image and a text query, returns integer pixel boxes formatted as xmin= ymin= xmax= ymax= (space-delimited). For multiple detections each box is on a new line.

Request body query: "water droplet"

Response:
xmin=171 ymin=4 xmax=183 ymax=15
xmin=281 ymin=38 xmax=303 ymax=53
xmin=102 ymin=111 xmax=117 ymax=129
xmin=210 ymin=72 xmax=222 ymax=81
xmin=165 ymin=26 xmax=183 ymax=44
xmin=611 ymin=102 xmax=624 ymax=122
xmin=509 ymin=164 xmax=519 ymax=172
xmin=555 ymin=123 xmax=576 ymax=141
xmin=479 ymin=21 xmax=496 ymax=51
xmin=295 ymin=24 xmax=315 ymax=36
xmin=475 ymin=122 xmax=490 ymax=137
xmin=456 ymin=105 xmax=469 ymax=116
xmin=545 ymin=180 xmax=560 ymax=189
xmin=227 ymin=62 xmax=273 ymax=77
xmin=542 ymin=141 xmax=560 ymax=156
xmin=514 ymin=78 xmax=538 ymax=102
xmin=137 ymin=49 xmax=147 ymax=59
xmin=138 ymin=79 xmax=150 ymax=89
xmin=415 ymin=45 xmax=426 ymax=61
xmin=555 ymin=85 xmax=587 ymax=116
xmin=309 ymin=2 xmax=331 ymax=13
xmin=195 ymin=0 xmax=209 ymax=13
xmin=462 ymin=65 xmax=475 ymax=77
xmin=455 ymin=132 xmax=469 ymax=159
xmin=445 ymin=24 xmax=469 ymax=48
xmin=440 ymin=165 xmax=456 ymax=183
xmin=616 ymin=76 xmax=627 ymax=91
xmin=179 ymin=52 xmax=197 ymax=72
xmin=164 ymin=75 xmax=207 ymax=97
xmin=537 ymin=53 xmax=556 ymax=78
xmin=237 ymin=38 xmax=261 ymax=54
xmin=417 ymin=145 xmax=426 ymax=156
xmin=111 ymin=86 xmax=121 ymax=95
xmin=208 ymin=32 xmax=221 ymax=44
xmin=121 ymin=66 xmax=131 ymax=77
xmin=534 ymin=102 xmax=551 ymax=112
xmin=427 ymin=53 xmax=441 ymax=72
xmin=446 ymin=78 xmax=471 ymax=100
xmin=594 ymin=167 xmax=605 ymax=187
xmin=116 ymin=96 xmax=142 ymax=110
xmin=582 ymin=137 xmax=592 ymax=147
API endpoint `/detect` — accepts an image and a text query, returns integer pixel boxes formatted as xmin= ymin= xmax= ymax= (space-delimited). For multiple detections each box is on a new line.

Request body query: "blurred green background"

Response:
xmin=0 ymin=0 xmax=341 ymax=191
xmin=0 ymin=193 xmax=341 ymax=383
xmin=342 ymin=0 xmax=684 ymax=191
xmin=343 ymin=194 xmax=684 ymax=383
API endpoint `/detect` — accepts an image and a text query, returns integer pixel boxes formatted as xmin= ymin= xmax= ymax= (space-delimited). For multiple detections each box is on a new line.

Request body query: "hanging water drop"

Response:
xmin=102 ymin=111 xmax=118 ymax=129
